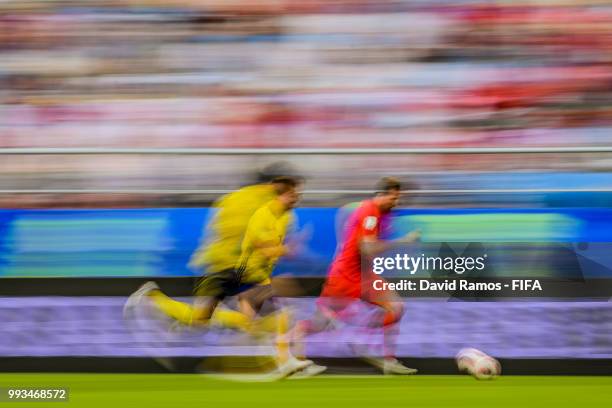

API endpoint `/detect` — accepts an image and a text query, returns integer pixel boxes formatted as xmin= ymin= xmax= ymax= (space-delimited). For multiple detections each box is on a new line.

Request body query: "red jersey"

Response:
xmin=328 ymin=199 xmax=384 ymax=283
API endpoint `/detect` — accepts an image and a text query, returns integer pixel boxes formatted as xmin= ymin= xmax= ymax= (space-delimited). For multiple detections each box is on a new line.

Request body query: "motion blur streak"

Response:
xmin=0 ymin=0 xmax=611 ymax=207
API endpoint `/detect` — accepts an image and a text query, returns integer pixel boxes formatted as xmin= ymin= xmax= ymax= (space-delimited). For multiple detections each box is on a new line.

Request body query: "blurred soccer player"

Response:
xmin=125 ymin=167 xmax=318 ymax=378
xmin=190 ymin=162 xmax=299 ymax=276
xmin=292 ymin=177 xmax=420 ymax=374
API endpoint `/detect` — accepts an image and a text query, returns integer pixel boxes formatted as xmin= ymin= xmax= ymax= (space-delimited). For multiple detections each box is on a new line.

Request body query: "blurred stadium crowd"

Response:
xmin=0 ymin=0 xmax=611 ymax=207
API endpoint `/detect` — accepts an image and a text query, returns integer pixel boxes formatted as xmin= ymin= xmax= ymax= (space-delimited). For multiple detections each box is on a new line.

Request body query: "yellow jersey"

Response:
xmin=236 ymin=199 xmax=294 ymax=284
xmin=190 ymin=184 xmax=276 ymax=273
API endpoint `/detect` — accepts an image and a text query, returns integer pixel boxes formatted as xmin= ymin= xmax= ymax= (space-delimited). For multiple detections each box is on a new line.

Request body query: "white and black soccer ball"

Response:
xmin=456 ymin=348 xmax=501 ymax=380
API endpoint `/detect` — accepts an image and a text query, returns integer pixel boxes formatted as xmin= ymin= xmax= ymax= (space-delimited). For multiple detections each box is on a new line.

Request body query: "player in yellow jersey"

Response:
xmin=190 ymin=183 xmax=277 ymax=275
xmin=125 ymin=171 xmax=321 ymax=378
xmin=191 ymin=162 xmax=301 ymax=275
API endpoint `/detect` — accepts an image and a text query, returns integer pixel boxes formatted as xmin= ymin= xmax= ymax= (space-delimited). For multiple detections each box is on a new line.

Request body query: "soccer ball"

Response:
xmin=456 ymin=348 xmax=501 ymax=380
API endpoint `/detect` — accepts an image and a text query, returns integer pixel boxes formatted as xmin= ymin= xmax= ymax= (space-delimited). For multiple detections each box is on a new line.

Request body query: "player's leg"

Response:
xmin=290 ymin=307 xmax=331 ymax=360
xmin=360 ymin=286 xmax=416 ymax=375
xmin=239 ymin=285 xmax=295 ymax=363
xmin=191 ymin=270 xmax=251 ymax=330
xmin=239 ymin=284 xmax=319 ymax=378
xmin=288 ymin=278 xmax=358 ymax=365
xmin=124 ymin=281 xmax=200 ymax=326
xmin=140 ymin=276 xmax=219 ymax=327
xmin=127 ymin=271 xmax=251 ymax=331
xmin=369 ymin=294 xmax=404 ymax=356
xmin=238 ymin=284 xmax=277 ymax=333
xmin=284 ymin=310 xmax=330 ymax=379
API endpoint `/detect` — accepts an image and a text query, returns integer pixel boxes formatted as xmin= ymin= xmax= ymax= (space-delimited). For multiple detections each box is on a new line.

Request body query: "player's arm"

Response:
xmin=360 ymin=233 xmax=419 ymax=257
xmin=244 ymin=210 xmax=290 ymax=259
xmin=259 ymin=215 xmax=301 ymax=259
xmin=254 ymin=240 xmax=288 ymax=258
xmin=359 ymin=215 xmax=420 ymax=257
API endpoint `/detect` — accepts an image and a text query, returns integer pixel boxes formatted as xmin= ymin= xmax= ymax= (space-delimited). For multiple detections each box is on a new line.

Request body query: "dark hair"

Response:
xmin=272 ymin=176 xmax=299 ymax=195
xmin=257 ymin=161 xmax=302 ymax=184
xmin=375 ymin=177 xmax=401 ymax=195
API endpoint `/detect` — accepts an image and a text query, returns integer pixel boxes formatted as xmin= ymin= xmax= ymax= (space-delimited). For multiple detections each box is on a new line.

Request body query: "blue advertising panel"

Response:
xmin=0 ymin=207 xmax=612 ymax=278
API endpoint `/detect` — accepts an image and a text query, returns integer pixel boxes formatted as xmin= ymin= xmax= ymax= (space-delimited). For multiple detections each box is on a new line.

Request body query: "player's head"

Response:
xmin=256 ymin=161 xmax=302 ymax=184
xmin=273 ymin=176 xmax=302 ymax=210
xmin=373 ymin=177 xmax=401 ymax=212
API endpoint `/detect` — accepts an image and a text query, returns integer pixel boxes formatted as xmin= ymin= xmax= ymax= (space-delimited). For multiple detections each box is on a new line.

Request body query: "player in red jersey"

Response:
xmin=291 ymin=177 xmax=420 ymax=375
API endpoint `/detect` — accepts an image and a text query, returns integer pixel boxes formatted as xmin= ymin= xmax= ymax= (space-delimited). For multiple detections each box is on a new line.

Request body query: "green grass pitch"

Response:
xmin=0 ymin=374 xmax=610 ymax=407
